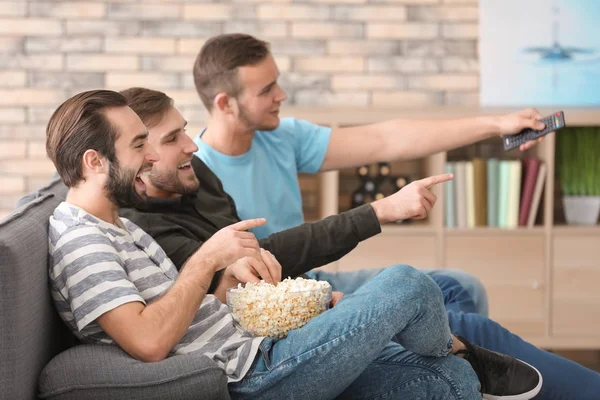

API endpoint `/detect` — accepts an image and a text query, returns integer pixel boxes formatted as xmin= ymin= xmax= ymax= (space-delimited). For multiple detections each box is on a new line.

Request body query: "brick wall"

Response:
xmin=0 ymin=0 xmax=479 ymax=218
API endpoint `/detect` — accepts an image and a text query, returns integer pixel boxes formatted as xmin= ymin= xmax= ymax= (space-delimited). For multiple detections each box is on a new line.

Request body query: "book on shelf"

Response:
xmin=446 ymin=157 xmax=546 ymax=229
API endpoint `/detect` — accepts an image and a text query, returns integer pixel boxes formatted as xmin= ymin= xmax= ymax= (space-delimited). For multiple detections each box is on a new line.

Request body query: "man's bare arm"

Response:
xmin=320 ymin=108 xmax=545 ymax=171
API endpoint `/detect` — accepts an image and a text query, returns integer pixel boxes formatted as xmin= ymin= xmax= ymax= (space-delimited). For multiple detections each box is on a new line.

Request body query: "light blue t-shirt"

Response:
xmin=193 ymin=118 xmax=331 ymax=239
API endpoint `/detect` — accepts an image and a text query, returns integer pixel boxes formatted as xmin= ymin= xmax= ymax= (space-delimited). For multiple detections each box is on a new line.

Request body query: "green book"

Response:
xmin=498 ymin=161 xmax=511 ymax=228
xmin=486 ymin=158 xmax=499 ymax=227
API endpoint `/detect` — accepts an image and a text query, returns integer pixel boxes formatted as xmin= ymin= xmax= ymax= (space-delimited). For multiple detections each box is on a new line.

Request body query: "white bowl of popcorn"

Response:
xmin=226 ymin=277 xmax=332 ymax=338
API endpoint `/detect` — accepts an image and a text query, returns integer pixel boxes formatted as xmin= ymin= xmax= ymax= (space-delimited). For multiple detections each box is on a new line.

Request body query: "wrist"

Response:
xmin=370 ymin=201 xmax=390 ymax=225
xmin=482 ymin=115 xmax=503 ymax=137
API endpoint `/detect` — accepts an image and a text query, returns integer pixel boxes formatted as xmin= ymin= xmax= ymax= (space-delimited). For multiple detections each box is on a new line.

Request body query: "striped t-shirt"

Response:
xmin=48 ymin=202 xmax=263 ymax=382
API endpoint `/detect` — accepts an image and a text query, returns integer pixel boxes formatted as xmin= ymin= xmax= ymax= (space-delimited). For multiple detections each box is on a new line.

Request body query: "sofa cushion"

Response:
xmin=0 ymin=194 xmax=76 ymax=400
xmin=39 ymin=344 xmax=230 ymax=400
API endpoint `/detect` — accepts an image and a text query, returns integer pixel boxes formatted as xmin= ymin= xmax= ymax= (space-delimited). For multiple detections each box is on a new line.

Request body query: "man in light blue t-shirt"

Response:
xmin=192 ymin=34 xmax=547 ymax=317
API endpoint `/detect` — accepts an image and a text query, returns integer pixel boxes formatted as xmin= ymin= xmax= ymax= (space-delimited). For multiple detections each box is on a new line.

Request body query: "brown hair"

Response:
xmin=46 ymin=90 xmax=127 ymax=188
xmin=193 ymin=33 xmax=270 ymax=112
xmin=120 ymin=87 xmax=174 ymax=129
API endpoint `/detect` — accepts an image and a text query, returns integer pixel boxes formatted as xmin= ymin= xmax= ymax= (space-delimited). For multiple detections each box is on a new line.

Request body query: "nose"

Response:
xmin=275 ymin=84 xmax=287 ymax=103
xmin=145 ymin=143 xmax=160 ymax=164
xmin=182 ymin=133 xmax=199 ymax=154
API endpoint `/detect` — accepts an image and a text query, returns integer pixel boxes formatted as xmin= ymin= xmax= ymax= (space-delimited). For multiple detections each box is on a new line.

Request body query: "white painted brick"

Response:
xmin=25 ymin=37 xmax=103 ymax=53
xmin=0 ymin=176 xmax=25 ymax=194
xmin=371 ymin=91 xmax=443 ymax=107
xmin=328 ymin=40 xmax=403 ymax=55
xmin=27 ymin=176 xmax=55 ymax=192
xmin=367 ymin=23 xmax=438 ymax=39
xmin=368 ymin=57 xmax=439 ymax=73
xmin=167 ymin=90 xmax=202 ymax=107
xmin=0 ymin=89 xmax=64 ymax=106
xmin=443 ymin=0 xmax=478 ymax=3
xmin=0 ymin=108 xmax=26 ymax=123
xmin=0 ymin=54 xmax=63 ymax=71
xmin=0 ymin=18 xmax=61 ymax=36
xmin=270 ymin=40 xmax=326 ymax=56
xmin=372 ymin=0 xmax=437 ymax=3
xmin=407 ymin=6 xmax=478 ymax=21
xmin=442 ymin=57 xmax=479 ymax=72
xmin=224 ymin=21 xmax=287 ymax=38
xmin=0 ymin=1 xmax=26 ymax=16
xmin=294 ymin=90 xmax=369 ymax=106
xmin=445 ymin=91 xmax=480 ymax=106
xmin=332 ymin=75 xmax=404 ymax=90
xmin=183 ymin=4 xmax=234 ymax=20
xmin=178 ymin=106 xmax=207 ymax=125
xmin=27 ymin=107 xmax=55 ymax=124
xmin=303 ymin=0 xmax=366 ymax=4
xmin=27 ymin=141 xmax=48 ymax=158
xmin=404 ymin=39 xmax=476 ymax=57
xmin=141 ymin=21 xmax=221 ymax=37
xmin=67 ymin=55 xmax=138 ymax=72
xmin=292 ymin=22 xmax=363 ymax=39
xmin=0 ymin=125 xmax=48 ymax=139
xmin=177 ymin=39 xmax=206 ymax=55
xmin=332 ymin=6 xmax=407 ymax=21
xmin=0 ymin=38 xmax=22 ymax=52
xmin=106 ymin=72 xmax=180 ymax=90
xmin=0 ymin=159 xmax=56 ymax=177
xmin=231 ymin=0 xmax=291 ymax=3
xmin=106 ymin=37 xmax=176 ymax=54
xmin=66 ymin=20 xmax=141 ymax=36
xmin=141 ymin=55 xmax=195 ymax=72
xmin=275 ymin=56 xmax=291 ymax=72
xmin=442 ymin=23 xmax=478 ymax=39
xmin=0 ymin=140 xmax=26 ymax=159
xmin=407 ymin=74 xmax=478 ymax=90
xmin=295 ymin=56 xmax=364 ymax=72
xmin=258 ymin=5 xmax=329 ymax=20
xmin=28 ymin=72 xmax=104 ymax=90
xmin=108 ymin=3 xmax=180 ymax=20
xmin=29 ymin=2 xmax=106 ymax=19
xmin=0 ymin=71 xmax=26 ymax=87
xmin=279 ymin=72 xmax=330 ymax=91
xmin=0 ymin=195 xmax=22 ymax=210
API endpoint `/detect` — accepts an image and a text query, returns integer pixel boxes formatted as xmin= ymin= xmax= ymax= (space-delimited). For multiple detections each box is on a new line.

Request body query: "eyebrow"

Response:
xmin=259 ymin=80 xmax=277 ymax=94
xmin=161 ymin=121 xmax=188 ymax=142
xmin=130 ymin=131 xmax=148 ymax=146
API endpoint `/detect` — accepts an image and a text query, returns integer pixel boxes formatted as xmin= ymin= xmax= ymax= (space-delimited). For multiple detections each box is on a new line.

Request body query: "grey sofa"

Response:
xmin=0 ymin=179 xmax=231 ymax=400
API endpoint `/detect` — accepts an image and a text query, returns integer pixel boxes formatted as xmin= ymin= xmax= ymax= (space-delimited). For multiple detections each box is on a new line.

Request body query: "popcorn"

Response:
xmin=226 ymin=277 xmax=332 ymax=338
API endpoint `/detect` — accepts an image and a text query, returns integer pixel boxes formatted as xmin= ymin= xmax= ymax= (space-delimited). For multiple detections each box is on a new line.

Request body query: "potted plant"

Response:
xmin=557 ymin=126 xmax=600 ymax=225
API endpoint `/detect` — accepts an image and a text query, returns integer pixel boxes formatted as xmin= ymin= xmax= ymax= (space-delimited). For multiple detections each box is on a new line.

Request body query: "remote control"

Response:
xmin=503 ymin=111 xmax=566 ymax=151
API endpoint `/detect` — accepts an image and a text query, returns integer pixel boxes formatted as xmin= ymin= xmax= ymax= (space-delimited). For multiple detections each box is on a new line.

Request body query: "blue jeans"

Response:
xmin=448 ymin=311 xmax=600 ymax=400
xmin=306 ymin=268 xmax=489 ymax=317
xmin=229 ymin=265 xmax=481 ymax=400
xmin=312 ymin=267 xmax=600 ymax=399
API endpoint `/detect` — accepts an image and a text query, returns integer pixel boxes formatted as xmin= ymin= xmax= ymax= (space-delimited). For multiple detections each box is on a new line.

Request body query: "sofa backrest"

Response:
xmin=0 ymin=190 xmax=75 ymax=400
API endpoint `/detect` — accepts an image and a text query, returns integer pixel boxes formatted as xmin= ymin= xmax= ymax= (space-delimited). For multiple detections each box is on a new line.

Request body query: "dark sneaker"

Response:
xmin=455 ymin=335 xmax=542 ymax=400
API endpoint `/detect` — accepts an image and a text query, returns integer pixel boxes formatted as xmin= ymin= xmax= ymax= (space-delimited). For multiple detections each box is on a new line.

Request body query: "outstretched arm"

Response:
xmin=320 ymin=108 xmax=546 ymax=171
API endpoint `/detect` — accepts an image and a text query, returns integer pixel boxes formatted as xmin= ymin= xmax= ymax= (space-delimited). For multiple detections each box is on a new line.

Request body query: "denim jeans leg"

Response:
xmin=336 ymin=341 xmax=479 ymax=400
xmin=307 ymin=267 xmax=483 ymax=315
xmin=447 ymin=310 xmax=600 ymax=400
xmin=229 ymin=265 xmax=481 ymax=400
xmin=423 ymin=269 xmax=489 ymax=317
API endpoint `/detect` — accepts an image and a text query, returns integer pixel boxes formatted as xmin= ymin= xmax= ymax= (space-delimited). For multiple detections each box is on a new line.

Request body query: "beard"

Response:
xmin=104 ymin=160 xmax=148 ymax=209
xmin=238 ymin=103 xmax=279 ymax=131
xmin=148 ymin=166 xmax=199 ymax=197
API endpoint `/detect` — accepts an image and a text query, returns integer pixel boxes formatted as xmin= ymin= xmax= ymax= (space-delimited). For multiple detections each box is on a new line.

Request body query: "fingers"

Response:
xmin=261 ymin=249 xmax=282 ymax=283
xmin=246 ymin=256 xmax=275 ymax=285
xmin=330 ymin=291 xmax=344 ymax=307
xmin=417 ymin=173 xmax=454 ymax=189
xmin=234 ymin=263 xmax=261 ymax=284
xmin=229 ymin=218 xmax=267 ymax=231
xmin=420 ymin=187 xmax=437 ymax=207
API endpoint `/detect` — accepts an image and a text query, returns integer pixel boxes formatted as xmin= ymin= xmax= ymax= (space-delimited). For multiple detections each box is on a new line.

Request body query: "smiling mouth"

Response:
xmin=177 ymin=160 xmax=192 ymax=171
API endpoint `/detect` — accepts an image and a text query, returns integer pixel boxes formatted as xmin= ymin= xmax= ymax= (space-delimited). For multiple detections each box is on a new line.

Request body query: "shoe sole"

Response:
xmin=482 ymin=360 xmax=543 ymax=400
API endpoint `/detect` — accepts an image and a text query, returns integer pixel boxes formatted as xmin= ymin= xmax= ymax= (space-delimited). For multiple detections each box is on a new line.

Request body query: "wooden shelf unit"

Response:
xmin=288 ymin=106 xmax=600 ymax=349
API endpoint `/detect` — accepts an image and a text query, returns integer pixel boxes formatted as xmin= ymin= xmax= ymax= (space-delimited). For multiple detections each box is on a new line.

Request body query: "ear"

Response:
xmin=82 ymin=149 xmax=107 ymax=176
xmin=214 ymin=93 xmax=235 ymax=115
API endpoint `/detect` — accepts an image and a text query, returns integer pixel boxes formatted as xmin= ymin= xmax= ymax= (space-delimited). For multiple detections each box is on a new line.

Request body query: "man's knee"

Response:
xmin=378 ymin=265 xmax=444 ymax=304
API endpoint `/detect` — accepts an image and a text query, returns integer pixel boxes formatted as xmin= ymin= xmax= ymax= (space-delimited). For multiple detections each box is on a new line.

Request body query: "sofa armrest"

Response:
xmin=38 ymin=344 xmax=230 ymax=400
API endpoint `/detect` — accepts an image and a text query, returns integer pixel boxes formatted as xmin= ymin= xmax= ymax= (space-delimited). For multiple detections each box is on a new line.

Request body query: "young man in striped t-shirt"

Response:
xmin=46 ymin=90 xmax=541 ymax=399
